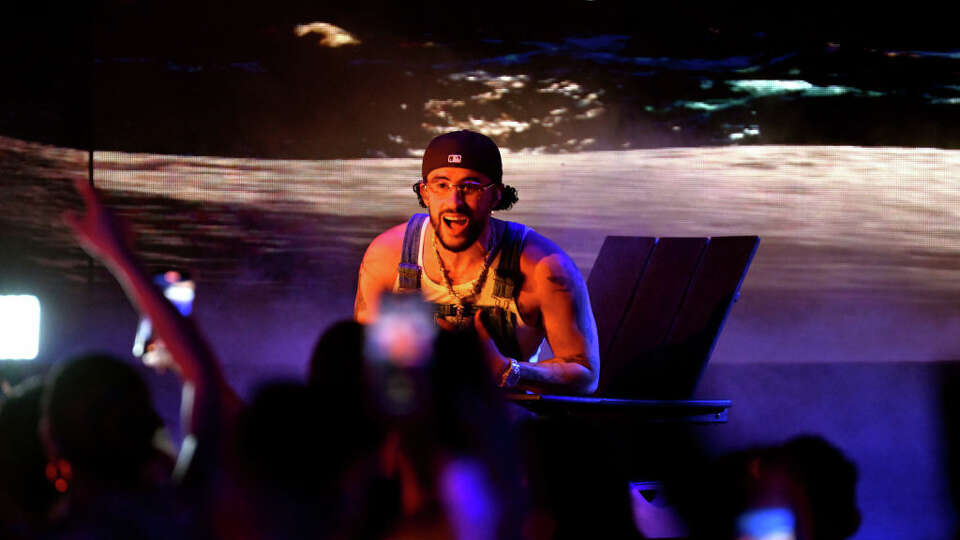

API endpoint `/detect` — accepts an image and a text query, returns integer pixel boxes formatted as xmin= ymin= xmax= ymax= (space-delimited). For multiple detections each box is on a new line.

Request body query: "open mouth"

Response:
xmin=441 ymin=214 xmax=470 ymax=234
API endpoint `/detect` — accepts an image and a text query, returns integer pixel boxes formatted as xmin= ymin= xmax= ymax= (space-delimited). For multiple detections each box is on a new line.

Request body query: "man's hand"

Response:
xmin=473 ymin=310 xmax=511 ymax=383
xmin=434 ymin=311 xmax=511 ymax=384
xmin=63 ymin=178 xmax=135 ymax=264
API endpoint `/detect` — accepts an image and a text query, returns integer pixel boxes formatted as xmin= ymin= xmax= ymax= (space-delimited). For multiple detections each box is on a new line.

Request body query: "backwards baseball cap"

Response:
xmin=421 ymin=130 xmax=502 ymax=184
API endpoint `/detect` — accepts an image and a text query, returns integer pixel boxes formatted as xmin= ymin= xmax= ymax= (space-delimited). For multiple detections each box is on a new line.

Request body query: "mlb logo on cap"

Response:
xmin=422 ymin=130 xmax=503 ymax=184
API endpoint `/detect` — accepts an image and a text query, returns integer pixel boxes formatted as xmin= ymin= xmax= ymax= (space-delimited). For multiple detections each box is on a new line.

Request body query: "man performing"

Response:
xmin=355 ymin=130 xmax=599 ymax=395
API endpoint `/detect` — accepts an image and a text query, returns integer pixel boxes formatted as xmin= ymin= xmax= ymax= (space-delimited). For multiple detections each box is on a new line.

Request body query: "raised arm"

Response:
xmin=63 ymin=179 xmax=240 ymax=481
xmin=476 ymin=232 xmax=600 ymax=395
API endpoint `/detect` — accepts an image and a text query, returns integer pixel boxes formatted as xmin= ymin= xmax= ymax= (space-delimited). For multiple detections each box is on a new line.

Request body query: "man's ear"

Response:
xmin=414 ymin=181 xmax=429 ymax=208
xmin=493 ymin=185 xmax=502 ymax=208
xmin=422 ymin=183 xmax=432 ymax=206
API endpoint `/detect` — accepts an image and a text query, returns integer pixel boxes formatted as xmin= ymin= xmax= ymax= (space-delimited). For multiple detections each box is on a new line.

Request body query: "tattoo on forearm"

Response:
xmin=564 ymin=353 xmax=589 ymax=366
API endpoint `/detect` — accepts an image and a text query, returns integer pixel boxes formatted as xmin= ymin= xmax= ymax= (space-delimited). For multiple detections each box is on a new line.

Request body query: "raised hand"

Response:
xmin=63 ymin=178 xmax=135 ymax=264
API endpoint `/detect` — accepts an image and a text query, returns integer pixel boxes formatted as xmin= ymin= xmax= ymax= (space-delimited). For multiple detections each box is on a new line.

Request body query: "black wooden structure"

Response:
xmin=511 ymin=235 xmax=760 ymax=423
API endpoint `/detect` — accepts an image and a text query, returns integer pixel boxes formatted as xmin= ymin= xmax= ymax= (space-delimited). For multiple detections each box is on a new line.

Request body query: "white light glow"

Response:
xmin=163 ymin=282 xmax=195 ymax=316
xmin=293 ymin=22 xmax=361 ymax=48
xmin=164 ymin=284 xmax=195 ymax=304
xmin=0 ymin=295 xmax=40 ymax=360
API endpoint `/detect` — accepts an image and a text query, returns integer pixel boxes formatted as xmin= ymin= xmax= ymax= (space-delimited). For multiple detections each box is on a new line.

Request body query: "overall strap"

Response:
xmin=397 ymin=213 xmax=428 ymax=292
xmin=493 ymin=221 xmax=526 ymax=299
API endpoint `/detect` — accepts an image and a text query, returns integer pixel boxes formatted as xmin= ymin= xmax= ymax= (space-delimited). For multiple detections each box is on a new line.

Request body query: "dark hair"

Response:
xmin=308 ymin=319 xmax=366 ymax=389
xmin=43 ymin=354 xmax=161 ymax=481
xmin=780 ymin=435 xmax=861 ymax=540
xmin=412 ymin=181 xmax=518 ymax=211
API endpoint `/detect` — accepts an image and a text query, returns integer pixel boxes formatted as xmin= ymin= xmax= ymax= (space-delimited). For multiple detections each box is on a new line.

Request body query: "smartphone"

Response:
xmin=366 ymin=293 xmax=435 ymax=366
xmin=736 ymin=507 xmax=796 ymax=540
xmin=365 ymin=292 xmax=437 ymax=416
xmin=132 ymin=270 xmax=195 ymax=363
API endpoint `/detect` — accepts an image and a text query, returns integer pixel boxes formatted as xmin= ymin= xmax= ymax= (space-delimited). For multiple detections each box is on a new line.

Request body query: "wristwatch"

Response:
xmin=498 ymin=358 xmax=521 ymax=388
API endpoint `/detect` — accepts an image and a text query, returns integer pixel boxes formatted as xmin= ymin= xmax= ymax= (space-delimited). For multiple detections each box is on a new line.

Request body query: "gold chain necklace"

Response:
xmin=433 ymin=224 xmax=498 ymax=325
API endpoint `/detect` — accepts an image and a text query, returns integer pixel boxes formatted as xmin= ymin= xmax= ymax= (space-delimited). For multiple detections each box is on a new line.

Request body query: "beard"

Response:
xmin=430 ymin=205 xmax=488 ymax=253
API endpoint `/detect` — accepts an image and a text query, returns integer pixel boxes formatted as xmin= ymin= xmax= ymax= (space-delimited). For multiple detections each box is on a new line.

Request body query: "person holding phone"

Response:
xmin=64 ymin=179 xmax=241 ymax=484
xmin=354 ymin=130 xmax=600 ymax=395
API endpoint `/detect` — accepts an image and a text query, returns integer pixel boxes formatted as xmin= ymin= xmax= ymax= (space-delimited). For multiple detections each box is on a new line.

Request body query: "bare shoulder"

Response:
xmin=519 ymin=229 xmax=583 ymax=294
xmin=360 ymin=222 xmax=407 ymax=283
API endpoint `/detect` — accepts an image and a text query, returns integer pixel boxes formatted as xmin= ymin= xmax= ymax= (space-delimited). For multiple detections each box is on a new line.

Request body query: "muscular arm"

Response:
xmin=354 ymin=224 xmax=404 ymax=324
xmin=514 ymin=249 xmax=600 ymax=394
xmin=475 ymin=232 xmax=599 ymax=395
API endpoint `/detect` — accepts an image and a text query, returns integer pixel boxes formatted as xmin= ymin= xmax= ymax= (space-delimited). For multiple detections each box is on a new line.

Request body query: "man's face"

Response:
xmin=423 ymin=167 xmax=500 ymax=253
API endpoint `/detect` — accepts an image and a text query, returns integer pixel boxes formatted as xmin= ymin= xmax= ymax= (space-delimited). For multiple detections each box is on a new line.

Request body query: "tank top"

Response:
xmin=395 ymin=214 xmax=542 ymax=362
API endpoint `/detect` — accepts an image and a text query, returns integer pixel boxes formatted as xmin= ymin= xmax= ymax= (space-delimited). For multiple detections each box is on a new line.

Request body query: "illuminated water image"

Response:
xmin=2 ymin=135 xmax=958 ymax=364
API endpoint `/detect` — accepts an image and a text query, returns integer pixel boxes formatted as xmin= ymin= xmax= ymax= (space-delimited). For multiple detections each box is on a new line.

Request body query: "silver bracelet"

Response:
xmin=498 ymin=358 xmax=521 ymax=388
